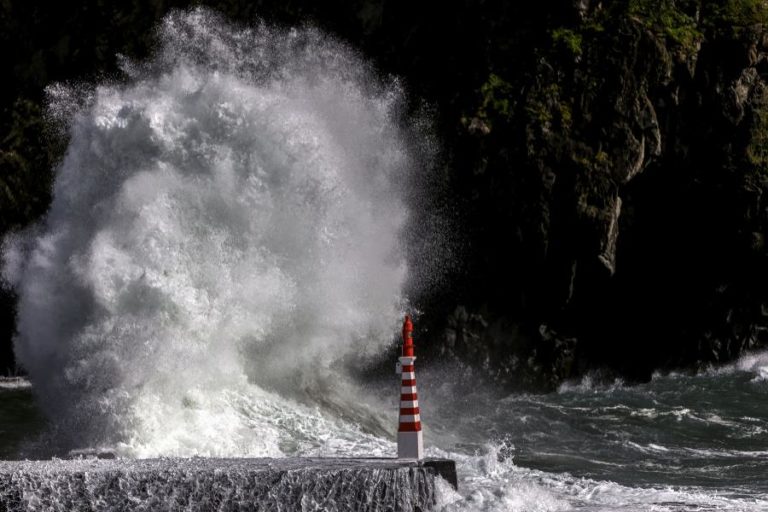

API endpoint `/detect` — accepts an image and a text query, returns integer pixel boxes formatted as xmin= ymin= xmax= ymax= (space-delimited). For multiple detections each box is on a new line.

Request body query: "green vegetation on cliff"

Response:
xmin=704 ymin=0 xmax=768 ymax=37
xmin=551 ymin=27 xmax=584 ymax=57
xmin=628 ymin=0 xmax=701 ymax=52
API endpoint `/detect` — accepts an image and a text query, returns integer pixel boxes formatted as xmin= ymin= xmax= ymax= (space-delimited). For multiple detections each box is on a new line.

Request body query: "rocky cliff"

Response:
xmin=422 ymin=0 xmax=768 ymax=388
xmin=2 ymin=0 xmax=768 ymax=388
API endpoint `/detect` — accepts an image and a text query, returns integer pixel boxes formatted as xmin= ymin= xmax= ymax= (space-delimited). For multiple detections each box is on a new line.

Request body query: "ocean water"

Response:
xmin=1 ymin=7 xmax=767 ymax=511
xmin=3 ymin=354 xmax=768 ymax=511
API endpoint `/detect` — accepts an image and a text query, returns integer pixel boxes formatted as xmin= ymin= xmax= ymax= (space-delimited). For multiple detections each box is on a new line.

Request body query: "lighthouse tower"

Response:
xmin=397 ymin=314 xmax=424 ymax=459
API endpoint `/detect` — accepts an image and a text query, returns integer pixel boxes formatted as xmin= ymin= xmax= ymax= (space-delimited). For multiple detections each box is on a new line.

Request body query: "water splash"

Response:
xmin=3 ymin=7 xmax=416 ymax=457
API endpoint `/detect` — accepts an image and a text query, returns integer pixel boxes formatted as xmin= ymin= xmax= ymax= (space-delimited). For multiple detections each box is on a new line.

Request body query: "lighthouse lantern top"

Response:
xmin=402 ymin=315 xmax=414 ymax=357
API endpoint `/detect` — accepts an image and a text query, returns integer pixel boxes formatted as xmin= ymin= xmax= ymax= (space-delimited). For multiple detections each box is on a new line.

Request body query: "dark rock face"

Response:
xmin=3 ymin=1 xmax=768 ymax=388
xmin=419 ymin=1 xmax=768 ymax=388
xmin=0 ymin=291 xmax=16 ymax=376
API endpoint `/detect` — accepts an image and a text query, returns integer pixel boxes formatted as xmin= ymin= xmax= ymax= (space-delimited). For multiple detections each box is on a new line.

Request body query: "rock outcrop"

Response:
xmin=421 ymin=0 xmax=768 ymax=387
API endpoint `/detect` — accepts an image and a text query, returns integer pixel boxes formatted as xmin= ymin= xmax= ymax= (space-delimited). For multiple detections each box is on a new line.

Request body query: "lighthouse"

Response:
xmin=397 ymin=314 xmax=424 ymax=459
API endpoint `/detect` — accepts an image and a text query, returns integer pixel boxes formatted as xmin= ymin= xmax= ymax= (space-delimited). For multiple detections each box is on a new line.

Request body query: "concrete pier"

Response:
xmin=0 ymin=457 xmax=457 ymax=511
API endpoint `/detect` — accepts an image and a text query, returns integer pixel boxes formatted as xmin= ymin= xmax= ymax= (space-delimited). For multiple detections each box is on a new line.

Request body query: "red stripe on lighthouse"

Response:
xmin=400 ymin=393 xmax=418 ymax=401
xmin=399 ymin=407 xmax=420 ymax=415
xmin=401 ymin=379 xmax=416 ymax=386
xmin=399 ymin=421 xmax=422 ymax=432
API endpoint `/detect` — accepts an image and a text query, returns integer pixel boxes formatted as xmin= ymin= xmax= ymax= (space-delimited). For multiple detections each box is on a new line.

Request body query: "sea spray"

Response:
xmin=2 ymin=8 xmax=419 ymax=457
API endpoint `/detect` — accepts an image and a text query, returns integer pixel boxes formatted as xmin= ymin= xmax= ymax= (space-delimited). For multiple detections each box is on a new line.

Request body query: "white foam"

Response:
xmin=428 ymin=439 xmax=768 ymax=512
xmin=557 ymin=374 xmax=625 ymax=394
xmin=751 ymin=365 xmax=768 ymax=382
xmin=0 ymin=377 xmax=32 ymax=390
xmin=703 ymin=349 xmax=768 ymax=379
xmin=2 ymin=7 xmax=417 ymax=457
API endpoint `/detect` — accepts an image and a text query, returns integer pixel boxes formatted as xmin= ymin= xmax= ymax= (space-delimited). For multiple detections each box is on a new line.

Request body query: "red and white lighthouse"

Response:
xmin=397 ymin=314 xmax=424 ymax=459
